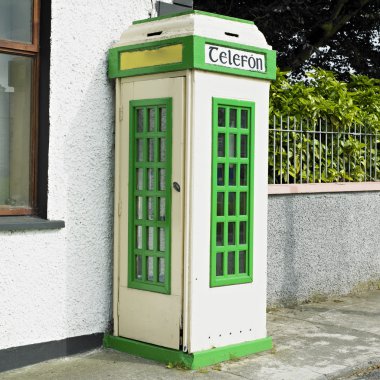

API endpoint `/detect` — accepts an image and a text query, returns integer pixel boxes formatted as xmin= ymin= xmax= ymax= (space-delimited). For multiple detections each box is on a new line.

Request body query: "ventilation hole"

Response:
xmin=225 ymin=32 xmax=239 ymax=38
xmin=208 ymin=336 xmax=211 ymax=339
xmin=147 ymin=31 xmax=162 ymax=37
xmin=240 ymin=331 xmax=242 ymax=333
xmin=229 ymin=332 xmax=232 ymax=335
xmin=249 ymin=328 xmax=252 ymax=331
xmin=219 ymin=334 xmax=222 ymax=337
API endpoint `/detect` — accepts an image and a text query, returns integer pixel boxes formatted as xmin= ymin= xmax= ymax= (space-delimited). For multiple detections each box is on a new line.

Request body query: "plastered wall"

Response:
xmin=0 ymin=0 xmax=158 ymax=351
xmin=267 ymin=191 xmax=380 ymax=306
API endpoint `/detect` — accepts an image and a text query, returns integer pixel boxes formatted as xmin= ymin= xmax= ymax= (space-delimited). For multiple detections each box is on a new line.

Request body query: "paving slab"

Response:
xmin=273 ymin=292 xmax=380 ymax=336
xmin=1 ymin=290 xmax=379 ymax=380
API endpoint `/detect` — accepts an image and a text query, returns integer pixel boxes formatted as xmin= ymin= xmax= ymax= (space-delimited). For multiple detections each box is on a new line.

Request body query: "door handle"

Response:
xmin=173 ymin=182 xmax=181 ymax=192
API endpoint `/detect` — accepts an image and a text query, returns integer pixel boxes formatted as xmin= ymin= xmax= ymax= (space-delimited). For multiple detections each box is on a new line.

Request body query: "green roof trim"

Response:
xmin=108 ymin=35 xmax=276 ymax=81
xmin=103 ymin=334 xmax=272 ymax=369
xmin=132 ymin=10 xmax=254 ymax=26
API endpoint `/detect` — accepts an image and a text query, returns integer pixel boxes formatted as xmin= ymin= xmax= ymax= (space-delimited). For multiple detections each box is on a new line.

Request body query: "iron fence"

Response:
xmin=268 ymin=116 xmax=380 ymax=184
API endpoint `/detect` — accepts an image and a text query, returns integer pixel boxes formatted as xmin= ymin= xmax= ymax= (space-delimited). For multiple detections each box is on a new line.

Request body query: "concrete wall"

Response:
xmin=267 ymin=191 xmax=380 ymax=306
xmin=0 ymin=0 xmax=159 ymax=351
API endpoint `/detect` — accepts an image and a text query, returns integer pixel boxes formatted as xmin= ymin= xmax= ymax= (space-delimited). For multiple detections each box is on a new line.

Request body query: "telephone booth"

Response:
xmin=105 ymin=10 xmax=276 ymax=369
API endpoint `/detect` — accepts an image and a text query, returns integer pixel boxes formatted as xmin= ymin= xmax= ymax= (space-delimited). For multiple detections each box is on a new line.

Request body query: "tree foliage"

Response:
xmin=194 ymin=0 xmax=380 ymax=79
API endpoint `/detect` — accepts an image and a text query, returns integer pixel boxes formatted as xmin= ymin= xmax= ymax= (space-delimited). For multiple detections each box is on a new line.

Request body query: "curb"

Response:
xmin=325 ymin=357 xmax=380 ymax=379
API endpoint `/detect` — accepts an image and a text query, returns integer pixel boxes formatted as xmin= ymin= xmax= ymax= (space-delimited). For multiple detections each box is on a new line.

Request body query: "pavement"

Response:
xmin=1 ymin=289 xmax=379 ymax=380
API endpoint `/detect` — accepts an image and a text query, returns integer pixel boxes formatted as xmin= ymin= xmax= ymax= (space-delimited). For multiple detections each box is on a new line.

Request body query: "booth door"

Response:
xmin=118 ymin=77 xmax=185 ymax=349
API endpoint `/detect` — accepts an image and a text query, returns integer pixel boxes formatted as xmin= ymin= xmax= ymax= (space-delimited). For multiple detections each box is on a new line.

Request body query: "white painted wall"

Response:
xmin=0 ymin=0 xmax=160 ymax=351
xmin=188 ymin=71 xmax=270 ymax=352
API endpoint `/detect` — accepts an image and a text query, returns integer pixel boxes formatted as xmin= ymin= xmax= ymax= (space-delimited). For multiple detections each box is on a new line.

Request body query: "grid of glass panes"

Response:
xmin=211 ymin=100 xmax=253 ymax=286
xmin=129 ymin=100 xmax=171 ymax=293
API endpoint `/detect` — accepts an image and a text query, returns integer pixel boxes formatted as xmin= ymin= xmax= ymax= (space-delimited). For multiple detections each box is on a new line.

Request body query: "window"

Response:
xmin=210 ymin=98 xmax=255 ymax=287
xmin=128 ymin=99 xmax=172 ymax=294
xmin=0 ymin=0 xmax=40 ymax=216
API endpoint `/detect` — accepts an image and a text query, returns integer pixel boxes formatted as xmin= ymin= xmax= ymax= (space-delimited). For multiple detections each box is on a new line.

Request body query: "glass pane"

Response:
xmin=241 ymin=110 xmax=248 ymax=129
xmin=230 ymin=109 xmax=237 ymax=128
xmin=0 ymin=54 xmax=32 ymax=207
xmin=137 ymin=109 xmax=144 ymax=132
xmin=158 ymin=257 xmax=165 ymax=283
xmin=136 ymin=226 xmax=142 ymax=249
xmin=136 ymin=256 xmax=142 ymax=280
xmin=240 ymin=164 xmax=247 ymax=186
xmin=228 ymin=222 xmax=235 ymax=245
xmin=229 ymin=134 xmax=236 ymax=157
xmin=216 ymin=223 xmax=224 ymax=246
xmin=217 ymin=192 xmax=224 ymax=216
xmin=158 ymin=228 xmax=165 ymax=252
xmin=130 ymin=102 xmax=171 ymax=291
xmin=148 ymin=168 xmax=154 ymax=190
xmin=159 ymin=108 xmax=166 ymax=132
xmin=239 ymin=251 xmax=246 ymax=273
xmin=218 ymin=108 xmax=225 ymax=127
xmin=240 ymin=192 xmax=247 ymax=215
xmin=148 ymin=108 xmax=155 ymax=132
xmin=216 ymin=253 xmax=223 ymax=276
xmin=148 ymin=138 xmax=154 ymax=162
xmin=136 ymin=168 xmax=143 ymax=190
xmin=136 ymin=139 xmax=143 ymax=161
xmin=147 ymin=227 xmax=154 ymax=250
xmin=218 ymin=133 xmax=225 ymax=157
xmin=147 ymin=257 xmax=154 ymax=281
xmin=147 ymin=197 xmax=154 ymax=220
xmin=228 ymin=192 xmax=236 ymax=215
xmin=229 ymin=164 xmax=236 ymax=186
xmin=159 ymin=138 xmax=166 ymax=162
xmin=240 ymin=221 xmax=247 ymax=244
xmin=159 ymin=197 xmax=166 ymax=221
xmin=159 ymin=168 xmax=165 ymax=190
xmin=241 ymin=135 xmax=248 ymax=158
xmin=0 ymin=1 xmax=33 ymax=43
xmin=212 ymin=103 xmax=253 ymax=285
xmin=228 ymin=252 xmax=235 ymax=275
xmin=217 ymin=164 xmax=224 ymax=186
xmin=136 ymin=197 xmax=143 ymax=219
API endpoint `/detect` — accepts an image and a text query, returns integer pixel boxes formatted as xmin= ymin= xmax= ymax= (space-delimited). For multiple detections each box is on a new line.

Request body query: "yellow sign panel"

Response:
xmin=120 ymin=44 xmax=183 ymax=70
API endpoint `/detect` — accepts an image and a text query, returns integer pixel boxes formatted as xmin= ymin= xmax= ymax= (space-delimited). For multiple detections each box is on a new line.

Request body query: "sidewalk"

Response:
xmin=1 ymin=290 xmax=379 ymax=380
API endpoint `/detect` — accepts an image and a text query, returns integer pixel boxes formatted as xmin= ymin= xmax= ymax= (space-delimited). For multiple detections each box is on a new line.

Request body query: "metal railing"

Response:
xmin=268 ymin=116 xmax=380 ymax=184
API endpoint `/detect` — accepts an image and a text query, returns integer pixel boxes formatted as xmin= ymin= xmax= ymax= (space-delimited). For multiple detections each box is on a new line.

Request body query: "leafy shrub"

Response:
xmin=268 ymin=69 xmax=380 ymax=183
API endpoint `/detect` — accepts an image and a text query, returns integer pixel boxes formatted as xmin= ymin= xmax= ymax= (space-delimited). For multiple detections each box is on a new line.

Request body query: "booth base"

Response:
xmin=103 ymin=334 xmax=273 ymax=369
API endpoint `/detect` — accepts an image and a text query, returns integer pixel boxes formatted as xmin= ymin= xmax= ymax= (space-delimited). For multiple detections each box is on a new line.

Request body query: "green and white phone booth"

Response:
xmin=105 ymin=10 xmax=276 ymax=369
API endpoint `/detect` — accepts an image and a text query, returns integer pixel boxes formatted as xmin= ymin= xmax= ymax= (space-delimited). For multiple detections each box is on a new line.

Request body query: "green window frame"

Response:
xmin=128 ymin=98 xmax=172 ymax=294
xmin=210 ymin=98 xmax=255 ymax=287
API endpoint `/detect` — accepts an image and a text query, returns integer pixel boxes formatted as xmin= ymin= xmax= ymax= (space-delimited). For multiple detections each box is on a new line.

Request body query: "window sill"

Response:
xmin=0 ymin=216 xmax=65 ymax=231
xmin=268 ymin=182 xmax=380 ymax=195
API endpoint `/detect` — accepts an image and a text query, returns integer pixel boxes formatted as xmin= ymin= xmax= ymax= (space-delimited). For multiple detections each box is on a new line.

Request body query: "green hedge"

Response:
xmin=268 ymin=69 xmax=380 ymax=183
